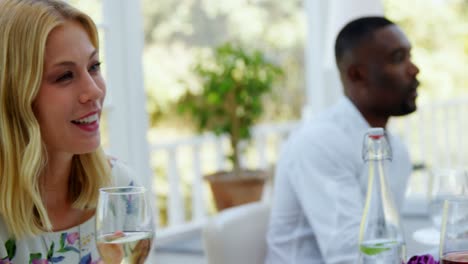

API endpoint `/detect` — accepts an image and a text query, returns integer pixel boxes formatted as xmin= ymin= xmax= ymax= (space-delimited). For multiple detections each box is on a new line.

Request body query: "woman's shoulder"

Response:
xmin=108 ymin=156 xmax=141 ymax=187
xmin=0 ymin=223 xmax=20 ymax=262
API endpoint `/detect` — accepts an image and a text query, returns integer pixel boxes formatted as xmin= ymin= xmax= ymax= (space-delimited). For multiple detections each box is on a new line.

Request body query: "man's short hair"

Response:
xmin=335 ymin=16 xmax=394 ymax=66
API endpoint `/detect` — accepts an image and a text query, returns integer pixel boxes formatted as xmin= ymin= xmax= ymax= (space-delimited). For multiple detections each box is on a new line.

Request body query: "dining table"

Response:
xmin=403 ymin=212 xmax=439 ymax=259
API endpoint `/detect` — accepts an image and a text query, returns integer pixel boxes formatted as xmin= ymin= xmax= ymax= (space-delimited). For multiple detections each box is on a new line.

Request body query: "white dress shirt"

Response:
xmin=265 ymin=97 xmax=411 ymax=264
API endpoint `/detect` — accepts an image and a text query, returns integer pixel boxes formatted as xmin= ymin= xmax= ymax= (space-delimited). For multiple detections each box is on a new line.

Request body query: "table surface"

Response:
xmin=403 ymin=214 xmax=439 ymax=258
xmin=153 ymin=211 xmax=439 ymax=263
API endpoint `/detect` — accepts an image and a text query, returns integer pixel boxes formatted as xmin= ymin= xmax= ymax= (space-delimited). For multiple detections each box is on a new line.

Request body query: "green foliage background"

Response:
xmin=142 ymin=0 xmax=306 ymax=132
xmin=383 ymin=0 xmax=468 ymax=104
xmin=177 ymin=42 xmax=283 ymax=174
xmin=142 ymin=0 xmax=468 ymax=134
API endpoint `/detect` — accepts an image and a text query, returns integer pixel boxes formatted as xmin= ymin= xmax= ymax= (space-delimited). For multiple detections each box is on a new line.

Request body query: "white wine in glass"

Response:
xmin=96 ymin=186 xmax=154 ymax=264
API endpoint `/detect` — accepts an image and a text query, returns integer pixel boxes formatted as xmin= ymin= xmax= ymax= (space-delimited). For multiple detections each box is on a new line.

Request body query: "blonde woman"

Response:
xmin=0 ymin=0 xmax=135 ymax=262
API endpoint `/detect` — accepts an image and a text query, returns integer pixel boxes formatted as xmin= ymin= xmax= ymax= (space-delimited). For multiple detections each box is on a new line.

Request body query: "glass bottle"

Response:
xmin=358 ymin=128 xmax=406 ymax=264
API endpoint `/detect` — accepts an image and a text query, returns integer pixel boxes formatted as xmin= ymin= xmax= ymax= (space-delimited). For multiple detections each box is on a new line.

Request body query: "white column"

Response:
xmin=303 ymin=0 xmax=384 ymax=119
xmin=303 ymin=0 xmax=327 ymax=120
xmin=102 ymin=0 xmax=153 ymax=188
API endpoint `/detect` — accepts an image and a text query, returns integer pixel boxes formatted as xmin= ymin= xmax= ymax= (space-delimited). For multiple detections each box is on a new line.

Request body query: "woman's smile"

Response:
xmin=71 ymin=111 xmax=100 ymax=132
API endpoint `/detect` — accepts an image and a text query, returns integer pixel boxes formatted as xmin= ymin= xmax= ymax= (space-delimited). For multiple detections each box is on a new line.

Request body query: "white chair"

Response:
xmin=202 ymin=201 xmax=271 ymax=264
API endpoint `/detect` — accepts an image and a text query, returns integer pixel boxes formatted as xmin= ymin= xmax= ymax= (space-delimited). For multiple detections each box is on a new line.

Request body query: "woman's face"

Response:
xmin=34 ymin=20 xmax=105 ymax=156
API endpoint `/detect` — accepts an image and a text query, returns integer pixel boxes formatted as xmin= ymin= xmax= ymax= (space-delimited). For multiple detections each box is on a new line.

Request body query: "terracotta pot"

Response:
xmin=205 ymin=169 xmax=267 ymax=211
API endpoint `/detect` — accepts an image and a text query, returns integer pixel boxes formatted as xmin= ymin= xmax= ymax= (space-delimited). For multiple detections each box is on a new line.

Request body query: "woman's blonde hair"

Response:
xmin=0 ymin=0 xmax=112 ymax=238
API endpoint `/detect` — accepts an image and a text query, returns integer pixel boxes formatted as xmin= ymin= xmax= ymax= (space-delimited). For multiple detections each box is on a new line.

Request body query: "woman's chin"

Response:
xmin=74 ymin=141 xmax=101 ymax=155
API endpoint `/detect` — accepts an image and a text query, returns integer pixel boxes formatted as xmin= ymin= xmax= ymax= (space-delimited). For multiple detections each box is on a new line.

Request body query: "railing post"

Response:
xmin=443 ymin=105 xmax=451 ymax=167
xmin=215 ymin=135 xmax=226 ymax=172
xmin=192 ymin=144 xmax=205 ymax=221
xmin=430 ymin=106 xmax=438 ymax=167
xmin=458 ymin=103 xmax=466 ymax=165
xmin=167 ymin=148 xmax=184 ymax=225
xmin=256 ymin=133 xmax=268 ymax=170
xmin=418 ymin=110 xmax=426 ymax=166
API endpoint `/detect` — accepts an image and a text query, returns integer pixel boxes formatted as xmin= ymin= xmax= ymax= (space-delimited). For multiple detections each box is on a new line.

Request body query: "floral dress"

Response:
xmin=0 ymin=159 xmax=136 ymax=264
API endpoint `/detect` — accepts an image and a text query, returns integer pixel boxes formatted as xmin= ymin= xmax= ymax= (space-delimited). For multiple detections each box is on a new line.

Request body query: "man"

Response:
xmin=265 ymin=16 xmax=419 ymax=263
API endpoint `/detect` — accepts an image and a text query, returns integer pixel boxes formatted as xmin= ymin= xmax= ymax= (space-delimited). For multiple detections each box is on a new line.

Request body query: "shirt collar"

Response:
xmin=339 ymin=96 xmax=371 ymax=130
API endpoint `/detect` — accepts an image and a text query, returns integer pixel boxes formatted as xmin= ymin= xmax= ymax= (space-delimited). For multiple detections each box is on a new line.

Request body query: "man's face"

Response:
xmin=361 ymin=25 xmax=420 ymax=117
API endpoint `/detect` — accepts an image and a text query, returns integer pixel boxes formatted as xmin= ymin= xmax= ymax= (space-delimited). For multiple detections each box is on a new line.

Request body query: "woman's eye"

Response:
xmin=56 ymin=71 xmax=73 ymax=82
xmin=89 ymin=62 xmax=102 ymax=73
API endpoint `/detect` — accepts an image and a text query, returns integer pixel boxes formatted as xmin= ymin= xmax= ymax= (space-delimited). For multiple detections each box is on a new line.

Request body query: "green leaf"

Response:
xmin=57 ymin=246 xmax=80 ymax=254
xmin=359 ymin=241 xmax=396 ymax=255
xmin=59 ymin=233 xmax=66 ymax=249
xmin=207 ymin=92 xmax=220 ymax=104
xmin=29 ymin=253 xmax=42 ymax=264
xmin=5 ymin=239 xmax=16 ymax=259
xmin=47 ymin=241 xmax=55 ymax=259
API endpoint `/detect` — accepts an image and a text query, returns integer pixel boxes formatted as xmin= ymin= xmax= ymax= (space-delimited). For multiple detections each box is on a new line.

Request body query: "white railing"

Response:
xmin=390 ymin=97 xmax=468 ymax=213
xmin=151 ymin=121 xmax=297 ymax=244
xmin=390 ymin=98 xmax=468 ymax=169
xmin=152 ymin=98 xmax=468 ymax=244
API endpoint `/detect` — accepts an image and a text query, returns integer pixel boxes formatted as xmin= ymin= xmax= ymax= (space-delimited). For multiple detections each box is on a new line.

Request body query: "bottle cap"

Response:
xmin=363 ymin=127 xmax=391 ymax=161
xmin=367 ymin=128 xmax=385 ymax=139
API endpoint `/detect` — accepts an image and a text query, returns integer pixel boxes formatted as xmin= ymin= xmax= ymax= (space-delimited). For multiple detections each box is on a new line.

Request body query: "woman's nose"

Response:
xmin=79 ymin=73 xmax=104 ymax=103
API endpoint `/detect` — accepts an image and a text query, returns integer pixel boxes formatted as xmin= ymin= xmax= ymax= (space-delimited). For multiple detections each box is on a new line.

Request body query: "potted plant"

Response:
xmin=178 ymin=42 xmax=283 ymax=210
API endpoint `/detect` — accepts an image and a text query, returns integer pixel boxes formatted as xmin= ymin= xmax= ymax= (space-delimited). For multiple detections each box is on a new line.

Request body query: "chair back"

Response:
xmin=202 ymin=201 xmax=271 ymax=264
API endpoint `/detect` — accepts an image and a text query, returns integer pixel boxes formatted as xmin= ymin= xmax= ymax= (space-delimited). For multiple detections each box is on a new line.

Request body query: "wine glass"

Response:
xmin=428 ymin=168 xmax=468 ymax=228
xmin=96 ymin=186 xmax=154 ymax=264
xmin=439 ymin=197 xmax=468 ymax=263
